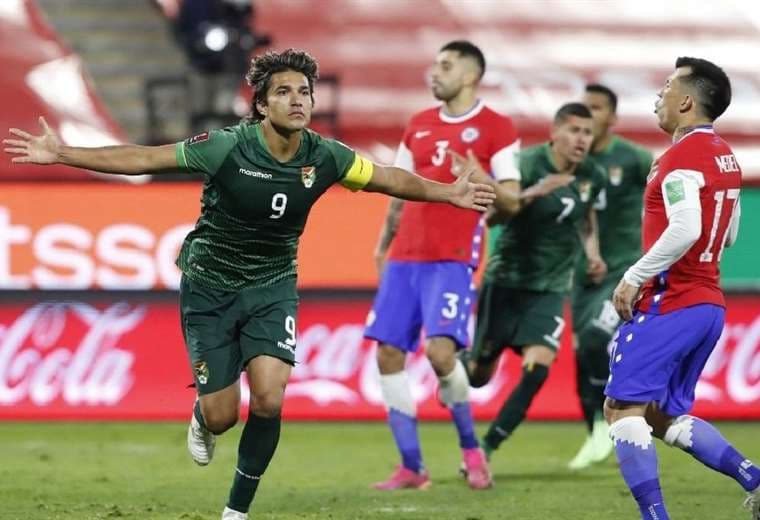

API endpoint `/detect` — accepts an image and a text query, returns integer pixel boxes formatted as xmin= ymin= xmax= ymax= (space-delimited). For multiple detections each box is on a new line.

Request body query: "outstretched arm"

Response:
xmin=4 ymin=117 xmax=178 ymax=175
xmin=447 ymin=149 xmax=574 ymax=224
xmin=373 ymin=198 xmax=404 ymax=275
xmin=448 ymin=149 xmax=521 ymax=217
xmin=363 ymin=163 xmax=495 ymax=211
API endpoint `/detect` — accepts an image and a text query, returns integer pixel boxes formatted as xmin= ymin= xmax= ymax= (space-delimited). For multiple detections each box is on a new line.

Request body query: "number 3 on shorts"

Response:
xmin=441 ymin=292 xmax=459 ymax=319
xmin=284 ymin=315 xmax=296 ymax=346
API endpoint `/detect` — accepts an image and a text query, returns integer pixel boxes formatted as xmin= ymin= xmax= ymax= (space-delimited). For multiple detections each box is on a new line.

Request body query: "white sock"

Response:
xmin=609 ymin=416 xmax=653 ymax=449
xmin=438 ymin=360 xmax=470 ymax=406
xmin=379 ymin=371 xmax=416 ymax=416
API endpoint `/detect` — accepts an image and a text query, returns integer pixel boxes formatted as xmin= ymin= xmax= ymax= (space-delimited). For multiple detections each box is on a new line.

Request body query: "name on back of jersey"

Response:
xmin=715 ymin=154 xmax=740 ymax=173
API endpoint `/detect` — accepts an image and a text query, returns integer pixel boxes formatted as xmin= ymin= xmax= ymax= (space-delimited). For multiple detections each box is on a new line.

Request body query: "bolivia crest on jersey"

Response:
xmin=579 ymin=180 xmax=592 ymax=202
xmin=301 ymin=166 xmax=316 ymax=188
xmin=461 ymin=127 xmax=480 ymax=143
xmin=608 ymin=166 xmax=623 ymax=186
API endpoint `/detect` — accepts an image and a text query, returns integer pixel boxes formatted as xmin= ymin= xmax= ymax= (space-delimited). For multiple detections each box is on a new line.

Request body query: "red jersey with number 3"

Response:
xmin=388 ymin=101 xmax=520 ymax=266
xmin=637 ymin=128 xmax=742 ymax=314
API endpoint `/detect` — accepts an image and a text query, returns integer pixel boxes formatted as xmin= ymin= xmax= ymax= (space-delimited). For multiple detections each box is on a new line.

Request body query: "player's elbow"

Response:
xmin=496 ymin=198 xmax=520 ymax=217
xmin=682 ymin=222 xmax=702 ymax=245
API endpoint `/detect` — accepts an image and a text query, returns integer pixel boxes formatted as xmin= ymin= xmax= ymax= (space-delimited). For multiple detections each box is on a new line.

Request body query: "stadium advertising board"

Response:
xmin=1 ymin=295 xmax=759 ymax=421
xmin=2 ymin=183 xmax=759 ymax=290
xmin=0 ymin=183 xmax=387 ymax=290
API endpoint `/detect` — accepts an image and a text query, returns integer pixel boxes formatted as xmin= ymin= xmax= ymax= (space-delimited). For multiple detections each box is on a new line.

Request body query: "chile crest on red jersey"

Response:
xmin=388 ymin=101 xmax=520 ymax=266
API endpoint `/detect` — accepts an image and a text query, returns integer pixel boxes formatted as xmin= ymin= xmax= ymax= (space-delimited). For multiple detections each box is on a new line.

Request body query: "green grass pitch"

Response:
xmin=1 ymin=421 xmax=757 ymax=519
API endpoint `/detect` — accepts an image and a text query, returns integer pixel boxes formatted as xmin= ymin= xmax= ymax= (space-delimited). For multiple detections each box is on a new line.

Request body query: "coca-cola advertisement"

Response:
xmin=1 ymin=295 xmax=759 ymax=420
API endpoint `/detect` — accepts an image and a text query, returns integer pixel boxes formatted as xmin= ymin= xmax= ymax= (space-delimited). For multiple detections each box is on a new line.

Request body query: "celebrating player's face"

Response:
xmin=655 ymin=68 xmax=689 ymax=135
xmin=430 ymin=50 xmax=471 ymax=101
xmin=583 ymin=92 xmax=616 ymax=142
xmin=552 ymin=116 xmax=593 ymax=164
xmin=259 ymin=70 xmax=313 ymax=131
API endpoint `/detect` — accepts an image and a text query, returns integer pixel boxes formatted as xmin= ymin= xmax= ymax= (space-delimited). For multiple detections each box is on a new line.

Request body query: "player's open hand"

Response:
xmin=612 ymin=277 xmax=639 ymax=322
xmin=450 ymin=166 xmax=496 ymax=212
xmin=586 ymin=255 xmax=608 ymax=284
xmin=448 ymin=149 xmax=490 ymax=184
xmin=3 ymin=117 xmax=61 ymax=165
xmin=520 ymin=173 xmax=574 ymax=201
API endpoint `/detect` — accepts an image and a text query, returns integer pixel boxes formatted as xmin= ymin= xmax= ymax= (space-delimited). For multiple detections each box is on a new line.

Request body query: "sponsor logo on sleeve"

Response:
xmin=646 ymin=162 xmax=659 ymax=183
xmin=187 ymin=132 xmax=209 ymax=145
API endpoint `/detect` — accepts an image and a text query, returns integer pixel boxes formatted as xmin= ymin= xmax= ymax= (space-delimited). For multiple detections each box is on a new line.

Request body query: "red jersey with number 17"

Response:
xmin=637 ymin=128 xmax=742 ymax=314
xmin=388 ymin=101 xmax=520 ymax=266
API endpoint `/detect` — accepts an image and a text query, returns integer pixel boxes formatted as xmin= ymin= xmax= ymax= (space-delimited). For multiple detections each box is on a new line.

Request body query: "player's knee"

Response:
xmin=250 ymin=389 xmax=284 ymax=418
xmin=662 ymin=415 xmax=695 ymax=449
xmin=603 ymin=398 xmax=618 ymax=425
xmin=376 ymin=344 xmax=406 ymax=374
xmin=603 ymin=398 xmax=646 ymax=426
xmin=203 ymin=408 xmax=239 ymax=434
xmin=425 ymin=346 xmax=456 ymax=376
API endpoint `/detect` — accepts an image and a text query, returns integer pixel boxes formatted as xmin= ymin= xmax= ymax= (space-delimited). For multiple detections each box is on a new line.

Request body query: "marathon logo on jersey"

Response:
xmin=578 ymin=180 xmax=592 ymax=202
xmin=715 ymin=154 xmax=740 ymax=173
xmin=187 ymin=132 xmax=209 ymax=146
xmin=277 ymin=341 xmax=295 ymax=354
xmin=301 ymin=166 xmax=316 ymax=188
xmin=193 ymin=361 xmax=209 ymax=385
xmin=239 ymin=168 xmax=273 ymax=180
xmin=461 ymin=127 xmax=480 ymax=143
xmin=608 ymin=166 xmax=623 ymax=186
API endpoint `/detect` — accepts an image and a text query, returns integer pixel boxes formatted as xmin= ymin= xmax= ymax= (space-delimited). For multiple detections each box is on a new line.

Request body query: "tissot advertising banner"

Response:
xmin=0 ymin=183 xmax=387 ymax=291
xmin=1 ymin=295 xmax=759 ymax=421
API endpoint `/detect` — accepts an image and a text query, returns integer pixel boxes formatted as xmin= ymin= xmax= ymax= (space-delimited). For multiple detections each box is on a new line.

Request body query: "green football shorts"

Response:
xmin=572 ymin=275 xmax=621 ymax=349
xmin=472 ymin=283 xmax=566 ymax=364
xmin=179 ymin=275 xmax=298 ymax=395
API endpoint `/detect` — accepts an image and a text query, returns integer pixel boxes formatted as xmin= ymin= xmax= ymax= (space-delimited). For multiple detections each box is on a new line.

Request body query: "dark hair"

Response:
xmin=245 ymin=49 xmax=319 ymax=122
xmin=554 ymin=102 xmax=592 ymax=124
xmin=675 ymin=56 xmax=731 ymax=121
xmin=585 ymin=83 xmax=618 ymax=113
xmin=440 ymin=40 xmax=486 ymax=78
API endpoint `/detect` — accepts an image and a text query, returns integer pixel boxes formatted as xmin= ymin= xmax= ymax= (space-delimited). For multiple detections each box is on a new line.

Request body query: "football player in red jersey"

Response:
xmin=604 ymin=57 xmax=759 ymax=520
xmin=365 ymin=41 xmax=521 ymax=491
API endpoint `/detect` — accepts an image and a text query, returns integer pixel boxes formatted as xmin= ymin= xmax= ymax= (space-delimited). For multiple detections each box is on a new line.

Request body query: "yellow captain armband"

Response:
xmin=340 ymin=154 xmax=374 ymax=191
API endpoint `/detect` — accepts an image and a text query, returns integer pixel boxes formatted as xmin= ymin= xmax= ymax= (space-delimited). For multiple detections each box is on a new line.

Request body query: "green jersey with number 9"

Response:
xmin=486 ymin=142 xmax=606 ymax=293
xmin=174 ymin=123 xmax=372 ymax=290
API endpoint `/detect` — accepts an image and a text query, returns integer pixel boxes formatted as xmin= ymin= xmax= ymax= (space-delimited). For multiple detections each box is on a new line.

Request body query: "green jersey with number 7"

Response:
xmin=486 ymin=142 xmax=606 ymax=293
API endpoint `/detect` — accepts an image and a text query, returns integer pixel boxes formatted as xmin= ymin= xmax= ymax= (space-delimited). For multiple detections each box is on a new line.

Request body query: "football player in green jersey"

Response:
xmin=3 ymin=49 xmax=495 ymax=520
xmin=457 ymin=103 xmax=607 ymax=461
xmin=567 ymin=84 xmax=653 ymax=470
